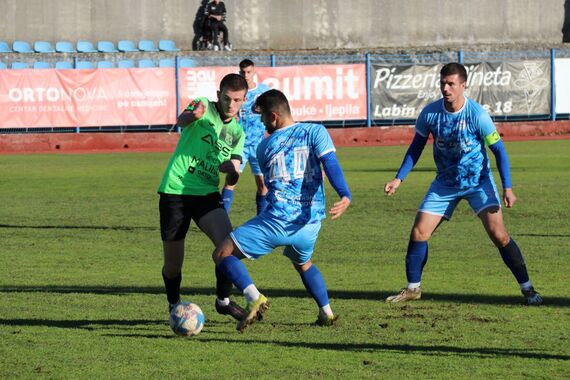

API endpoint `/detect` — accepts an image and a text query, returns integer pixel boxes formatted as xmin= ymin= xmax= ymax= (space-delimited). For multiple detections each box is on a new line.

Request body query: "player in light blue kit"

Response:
xmin=213 ymin=89 xmax=352 ymax=331
xmin=384 ymin=63 xmax=542 ymax=306
xmin=221 ymin=59 xmax=271 ymax=214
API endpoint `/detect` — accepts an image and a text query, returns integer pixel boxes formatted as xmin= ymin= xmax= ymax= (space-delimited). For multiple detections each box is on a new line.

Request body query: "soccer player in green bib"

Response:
xmin=158 ymin=73 xmax=249 ymax=321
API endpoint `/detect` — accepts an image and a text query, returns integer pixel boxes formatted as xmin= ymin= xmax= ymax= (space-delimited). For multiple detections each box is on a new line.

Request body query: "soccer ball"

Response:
xmin=169 ymin=301 xmax=205 ymax=336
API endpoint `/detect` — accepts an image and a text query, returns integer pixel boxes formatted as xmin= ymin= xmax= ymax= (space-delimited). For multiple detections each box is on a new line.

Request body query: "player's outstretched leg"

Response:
xmin=297 ymin=263 xmax=337 ymax=326
xmin=498 ymin=238 xmax=543 ymax=305
xmin=217 ymin=255 xmax=269 ymax=331
xmin=386 ymin=240 xmax=427 ymax=302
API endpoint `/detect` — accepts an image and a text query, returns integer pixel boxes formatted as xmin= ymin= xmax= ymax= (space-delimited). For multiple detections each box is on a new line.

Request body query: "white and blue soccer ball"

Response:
xmin=169 ymin=301 xmax=205 ymax=336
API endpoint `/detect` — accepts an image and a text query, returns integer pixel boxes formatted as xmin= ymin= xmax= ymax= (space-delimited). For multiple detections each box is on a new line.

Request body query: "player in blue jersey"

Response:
xmin=384 ymin=63 xmax=542 ymax=306
xmin=221 ymin=59 xmax=271 ymax=215
xmin=213 ymin=89 xmax=352 ymax=331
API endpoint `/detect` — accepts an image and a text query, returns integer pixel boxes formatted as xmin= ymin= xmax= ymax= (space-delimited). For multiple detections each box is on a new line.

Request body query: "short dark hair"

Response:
xmin=255 ymin=89 xmax=291 ymax=115
xmin=219 ymin=73 xmax=248 ymax=93
xmin=440 ymin=62 xmax=467 ymax=83
xmin=239 ymin=59 xmax=255 ymax=70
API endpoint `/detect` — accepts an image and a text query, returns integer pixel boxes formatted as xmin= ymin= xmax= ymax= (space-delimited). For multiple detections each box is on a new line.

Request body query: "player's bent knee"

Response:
xmin=212 ymin=237 xmax=235 ymax=265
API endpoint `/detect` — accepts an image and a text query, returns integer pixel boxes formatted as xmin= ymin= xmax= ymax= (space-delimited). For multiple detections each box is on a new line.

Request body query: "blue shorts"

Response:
xmin=240 ymin=144 xmax=262 ymax=175
xmin=418 ymin=176 xmax=501 ymax=220
xmin=230 ymin=215 xmax=321 ymax=265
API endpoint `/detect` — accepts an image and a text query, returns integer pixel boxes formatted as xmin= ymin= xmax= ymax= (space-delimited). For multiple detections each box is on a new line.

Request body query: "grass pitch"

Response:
xmin=1 ymin=140 xmax=569 ymax=379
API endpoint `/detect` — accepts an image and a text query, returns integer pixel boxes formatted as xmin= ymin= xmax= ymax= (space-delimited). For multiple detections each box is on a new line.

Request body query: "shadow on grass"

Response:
xmin=0 ymin=224 xmax=156 ymax=231
xmin=199 ymin=337 xmax=570 ymax=361
xmin=1 ymin=285 xmax=569 ymax=307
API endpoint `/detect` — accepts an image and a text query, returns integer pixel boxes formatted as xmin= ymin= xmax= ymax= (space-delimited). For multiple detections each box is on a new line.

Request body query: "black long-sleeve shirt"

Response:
xmin=205 ymin=1 xmax=226 ymax=20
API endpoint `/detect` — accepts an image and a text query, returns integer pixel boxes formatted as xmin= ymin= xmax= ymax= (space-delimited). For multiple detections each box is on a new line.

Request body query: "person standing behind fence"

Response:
xmin=205 ymin=0 xmax=231 ymax=51
xmin=384 ymin=62 xmax=543 ymax=306
xmin=221 ymin=59 xmax=271 ymax=214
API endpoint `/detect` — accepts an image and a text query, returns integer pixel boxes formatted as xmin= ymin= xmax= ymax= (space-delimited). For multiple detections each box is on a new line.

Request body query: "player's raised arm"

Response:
xmin=320 ymin=151 xmax=352 ymax=220
xmin=176 ymin=100 xmax=205 ymax=128
xmin=385 ymin=132 xmax=428 ymax=196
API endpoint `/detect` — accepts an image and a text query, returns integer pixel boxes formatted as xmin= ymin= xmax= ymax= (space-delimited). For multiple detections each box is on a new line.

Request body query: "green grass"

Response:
xmin=1 ymin=140 xmax=569 ymax=379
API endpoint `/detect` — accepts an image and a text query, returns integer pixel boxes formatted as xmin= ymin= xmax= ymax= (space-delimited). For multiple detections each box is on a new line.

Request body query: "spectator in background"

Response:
xmin=192 ymin=0 xmax=210 ymax=50
xmin=205 ymin=0 xmax=231 ymax=51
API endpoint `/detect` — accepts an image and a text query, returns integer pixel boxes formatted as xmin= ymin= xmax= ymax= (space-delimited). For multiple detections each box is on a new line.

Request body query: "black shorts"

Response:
xmin=159 ymin=192 xmax=224 ymax=241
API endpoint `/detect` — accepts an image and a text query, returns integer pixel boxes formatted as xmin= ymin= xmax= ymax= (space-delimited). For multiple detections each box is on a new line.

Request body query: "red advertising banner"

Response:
xmin=0 ymin=68 xmax=176 ymax=128
xmin=179 ymin=64 xmax=367 ymax=120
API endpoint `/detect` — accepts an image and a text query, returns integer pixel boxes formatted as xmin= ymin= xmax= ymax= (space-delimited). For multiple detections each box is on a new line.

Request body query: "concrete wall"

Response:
xmin=0 ymin=0 xmax=566 ymax=51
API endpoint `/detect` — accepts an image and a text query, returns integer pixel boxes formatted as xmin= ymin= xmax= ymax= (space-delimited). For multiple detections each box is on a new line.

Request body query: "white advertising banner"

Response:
xmin=555 ymin=58 xmax=570 ymax=114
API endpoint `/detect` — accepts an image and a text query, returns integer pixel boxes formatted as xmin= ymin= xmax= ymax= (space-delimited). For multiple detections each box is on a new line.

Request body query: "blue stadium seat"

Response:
xmin=179 ymin=58 xmax=197 ymax=68
xmin=158 ymin=40 xmax=180 ymax=52
xmin=138 ymin=59 xmax=156 ymax=68
xmin=34 ymin=41 xmax=55 ymax=53
xmin=97 ymin=41 xmax=119 ymax=53
xmin=55 ymin=61 xmax=74 ymax=70
xmin=138 ymin=40 xmax=159 ymax=52
xmin=118 ymin=60 xmax=135 ymax=68
xmin=13 ymin=41 xmax=34 ymax=53
xmin=76 ymin=61 xmax=94 ymax=69
xmin=33 ymin=61 xmax=51 ymax=69
xmin=11 ymin=62 xmax=30 ymax=69
xmin=117 ymin=40 xmax=138 ymax=52
xmin=55 ymin=41 xmax=76 ymax=53
xmin=159 ymin=58 xmax=175 ymax=67
xmin=97 ymin=60 xmax=114 ymax=69
xmin=0 ymin=61 xmax=7 ymax=69
xmin=77 ymin=41 xmax=97 ymax=53
xmin=0 ymin=41 xmax=12 ymax=53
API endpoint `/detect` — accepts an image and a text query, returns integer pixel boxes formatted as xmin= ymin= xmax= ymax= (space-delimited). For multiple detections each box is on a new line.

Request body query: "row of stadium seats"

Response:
xmin=0 ymin=40 xmax=180 ymax=54
xmin=0 ymin=58 xmax=197 ymax=70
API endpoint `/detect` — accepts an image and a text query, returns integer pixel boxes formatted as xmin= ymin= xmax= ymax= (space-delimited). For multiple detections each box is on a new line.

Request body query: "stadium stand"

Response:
xmin=118 ymin=40 xmax=138 ymax=52
xmin=55 ymin=41 xmax=76 ymax=53
xmin=97 ymin=41 xmax=119 ymax=53
xmin=118 ymin=59 xmax=135 ymax=68
xmin=76 ymin=61 xmax=94 ymax=69
xmin=13 ymin=41 xmax=34 ymax=53
xmin=97 ymin=60 xmax=114 ymax=68
xmin=138 ymin=40 xmax=159 ymax=52
xmin=77 ymin=41 xmax=97 ymax=53
xmin=158 ymin=40 xmax=180 ymax=52
xmin=0 ymin=61 xmax=7 ymax=69
xmin=0 ymin=41 xmax=12 ymax=53
xmin=34 ymin=41 xmax=55 ymax=53
xmin=159 ymin=58 xmax=175 ymax=67
xmin=33 ymin=61 xmax=51 ymax=69
xmin=11 ymin=62 xmax=30 ymax=69
xmin=138 ymin=59 xmax=156 ymax=68
xmin=179 ymin=58 xmax=197 ymax=67
xmin=55 ymin=61 xmax=73 ymax=69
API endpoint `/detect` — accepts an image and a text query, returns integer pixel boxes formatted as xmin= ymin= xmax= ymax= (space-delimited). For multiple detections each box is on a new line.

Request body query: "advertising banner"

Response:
xmin=371 ymin=63 xmax=443 ymax=120
xmin=464 ymin=60 xmax=551 ymax=116
xmin=372 ymin=60 xmax=551 ymax=120
xmin=179 ymin=64 xmax=367 ymax=121
xmin=0 ymin=68 xmax=176 ymax=128
xmin=555 ymin=58 xmax=570 ymax=114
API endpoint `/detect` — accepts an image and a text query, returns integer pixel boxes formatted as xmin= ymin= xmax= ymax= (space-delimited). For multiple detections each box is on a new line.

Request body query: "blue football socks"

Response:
xmin=221 ymin=188 xmax=234 ymax=213
xmin=256 ymin=193 xmax=268 ymax=215
xmin=300 ymin=265 xmax=330 ymax=308
xmin=498 ymin=238 xmax=530 ymax=284
xmin=406 ymin=240 xmax=428 ymax=284
xmin=217 ymin=256 xmax=253 ymax=292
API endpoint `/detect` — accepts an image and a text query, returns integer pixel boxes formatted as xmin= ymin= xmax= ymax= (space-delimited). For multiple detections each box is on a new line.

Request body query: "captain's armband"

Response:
xmin=484 ymin=130 xmax=501 ymax=146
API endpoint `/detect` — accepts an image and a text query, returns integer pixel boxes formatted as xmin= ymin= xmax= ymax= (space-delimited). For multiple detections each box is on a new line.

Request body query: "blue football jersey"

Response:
xmin=239 ymin=82 xmax=271 ymax=148
xmin=257 ymin=122 xmax=336 ymax=225
xmin=416 ymin=97 xmax=497 ymax=189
